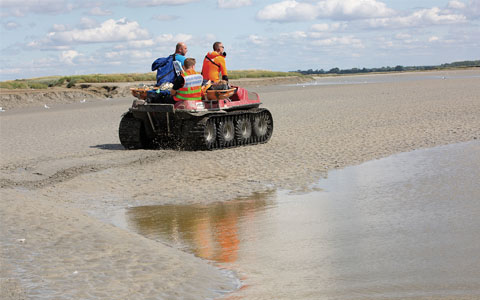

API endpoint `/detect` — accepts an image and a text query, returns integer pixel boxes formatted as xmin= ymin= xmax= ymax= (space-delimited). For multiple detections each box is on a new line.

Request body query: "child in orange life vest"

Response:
xmin=171 ymin=58 xmax=210 ymax=101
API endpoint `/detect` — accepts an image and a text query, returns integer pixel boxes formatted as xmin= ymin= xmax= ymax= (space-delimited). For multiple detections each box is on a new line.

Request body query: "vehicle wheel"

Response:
xmin=118 ymin=112 xmax=150 ymax=149
xmin=252 ymin=110 xmax=273 ymax=142
xmin=203 ymin=119 xmax=217 ymax=149
xmin=235 ymin=116 xmax=252 ymax=143
xmin=217 ymin=118 xmax=235 ymax=147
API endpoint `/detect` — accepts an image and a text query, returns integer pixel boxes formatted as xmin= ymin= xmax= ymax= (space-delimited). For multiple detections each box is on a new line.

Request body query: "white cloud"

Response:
xmin=256 ymin=0 xmax=394 ymax=22
xmin=311 ymin=23 xmax=330 ymax=32
xmin=3 ymin=21 xmax=21 ymax=30
xmin=309 ymin=23 xmax=347 ymax=38
xmin=448 ymin=0 xmax=480 ymax=18
xmin=429 ymin=36 xmax=440 ymax=42
xmin=0 ymin=0 xmax=73 ymax=17
xmin=218 ymin=0 xmax=252 ymax=8
xmin=279 ymin=31 xmax=308 ymax=40
xmin=52 ymin=18 xmax=149 ymax=42
xmin=88 ymin=7 xmax=112 ymax=16
xmin=316 ymin=0 xmax=394 ymax=19
xmin=413 ymin=7 xmax=467 ymax=24
xmin=248 ymin=34 xmax=266 ymax=45
xmin=395 ymin=33 xmax=412 ymax=40
xmin=28 ymin=18 xmax=150 ymax=49
xmin=246 ymin=29 xmax=364 ymax=53
xmin=311 ymin=22 xmax=347 ymax=32
xmin=105 ymin=50 xmax=152 ymax=60
xmin=52 ymin=24 xmax=68 ymax=31
xmin=448 ymin=0 xmax=466 ymax=9
xmin=60 ymin=50 xmax=80 ymax=65
xmin=393 ymin=33 xmax=417 ymax=44
xmin=256 ymin=1 xmax=318 ymax=22
xmin=311 ymin=36 xmax=364 ymax=48
xmin=154 ymin=33 xmax=193 ymax=44
xmin=111 ymin=33 xmax=189 ymax=53
xmin=366 ymin=7 xmax=467 ymax=28
xmin=127 ymin=0 xmax=199 ymax=6
xmin=115 ymin=39 xmax=155 ymax=49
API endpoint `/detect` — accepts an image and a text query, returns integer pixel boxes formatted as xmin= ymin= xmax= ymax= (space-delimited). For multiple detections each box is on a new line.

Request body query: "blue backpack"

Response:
xmin=151 ymin=54 xmax=182 ymax=86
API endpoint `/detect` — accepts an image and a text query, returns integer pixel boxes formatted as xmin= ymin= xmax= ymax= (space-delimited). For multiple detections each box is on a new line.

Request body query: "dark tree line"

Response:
xmin=294 ymin=60 xmax=480 ymax=75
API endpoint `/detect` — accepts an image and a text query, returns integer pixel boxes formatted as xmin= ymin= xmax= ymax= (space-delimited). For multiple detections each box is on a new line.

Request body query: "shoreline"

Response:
xmin=1 ymin=69 xmax=480 ymax=299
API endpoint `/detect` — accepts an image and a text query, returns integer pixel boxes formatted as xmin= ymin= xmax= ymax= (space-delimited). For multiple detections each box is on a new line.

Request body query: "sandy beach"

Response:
xmin=1 ymin=69 xmax=479 ymax=299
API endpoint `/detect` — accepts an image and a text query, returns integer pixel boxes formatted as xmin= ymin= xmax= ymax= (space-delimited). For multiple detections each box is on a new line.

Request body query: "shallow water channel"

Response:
xmin=118 ymin=141 xmax=480 ymax=299
xmin=297 ymin=71 xmax=480 ymax=86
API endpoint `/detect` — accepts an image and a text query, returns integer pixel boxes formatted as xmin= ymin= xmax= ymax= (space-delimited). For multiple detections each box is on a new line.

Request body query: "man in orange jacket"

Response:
xmin=202 ymin=41 xmax=228 ymax=83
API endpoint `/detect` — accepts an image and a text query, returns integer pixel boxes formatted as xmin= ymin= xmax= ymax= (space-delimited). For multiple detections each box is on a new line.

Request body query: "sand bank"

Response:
xmin=1 ymin=70 xmax=479 ymax=299
xmin=0 ymin=76 xmax=311 ymax=110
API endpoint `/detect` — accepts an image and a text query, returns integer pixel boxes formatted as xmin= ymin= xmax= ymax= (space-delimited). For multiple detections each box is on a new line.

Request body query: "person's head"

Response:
xmin=183 ymin=58 xmax=196 ymax=70
xmin=213 ymin=41 xmax=224 ymax=54
xmin=175 ymin=42 xmax=187 ymax=56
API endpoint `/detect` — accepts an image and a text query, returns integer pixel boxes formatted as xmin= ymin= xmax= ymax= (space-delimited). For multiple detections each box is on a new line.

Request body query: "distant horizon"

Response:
xmin=2 ymin=59 xmax=478 ymax=83
xmin=1 ymin=0 xmax=479 ymax=81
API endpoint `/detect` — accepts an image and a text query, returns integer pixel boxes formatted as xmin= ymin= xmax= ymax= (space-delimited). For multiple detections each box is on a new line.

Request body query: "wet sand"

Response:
xmin=1 ymin=69 xmax=480 ymax=299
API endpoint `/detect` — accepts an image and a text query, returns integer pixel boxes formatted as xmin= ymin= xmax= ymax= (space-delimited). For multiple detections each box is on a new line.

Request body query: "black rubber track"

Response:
xmin=118 ymin=112 xmax=150 ymax=149
xmin=183 ymin=108 xmax=273 ymax=150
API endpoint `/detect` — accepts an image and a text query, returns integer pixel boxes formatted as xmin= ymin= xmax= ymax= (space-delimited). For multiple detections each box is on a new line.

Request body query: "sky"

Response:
xmin=0 ymin=0 xmax=479 ymax=81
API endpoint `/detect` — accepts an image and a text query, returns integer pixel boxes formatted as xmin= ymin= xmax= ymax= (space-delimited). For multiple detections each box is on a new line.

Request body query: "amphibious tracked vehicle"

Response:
xmin=119 ymin=85 xmax=273 ymax=150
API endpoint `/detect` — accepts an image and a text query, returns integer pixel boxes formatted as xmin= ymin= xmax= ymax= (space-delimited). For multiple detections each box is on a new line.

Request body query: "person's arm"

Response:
xmin=219 ymin=57 xmax=228 ymax=81
xmin=171 ymin=76 xmax=185 ymax=95
xmin=201 ymin=80 xmax=212 ymax=96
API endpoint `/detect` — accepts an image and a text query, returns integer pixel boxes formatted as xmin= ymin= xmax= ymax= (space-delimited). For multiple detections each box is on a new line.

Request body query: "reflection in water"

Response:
xmin=125 ymin=141 xmax=480 ymax=299
xmin=126 ymin=191 xmax=275 ymax=263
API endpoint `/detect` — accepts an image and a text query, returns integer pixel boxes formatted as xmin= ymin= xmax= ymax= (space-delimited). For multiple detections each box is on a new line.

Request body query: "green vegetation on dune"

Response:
xmin=0 ymin=70 xmax=298 ymax=89
xmin=64 ymin=73 xmax=156 ymax=84
xmin=0 ymin=77 xmax=65 ymax=89
xmin=0 ymin=73 xmax=157 ymax=90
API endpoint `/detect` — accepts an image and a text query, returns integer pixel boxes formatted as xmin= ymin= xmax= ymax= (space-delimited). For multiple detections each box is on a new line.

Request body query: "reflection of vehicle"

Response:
xmin=127 ymin=192 xmax=274 ymax=263
xmin=119 ymin=86 xmax=273 ymax=150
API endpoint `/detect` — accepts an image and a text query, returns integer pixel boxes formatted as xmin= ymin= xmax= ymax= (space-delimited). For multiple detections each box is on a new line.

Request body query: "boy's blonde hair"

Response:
xmin=184 ymin=58 xmax=196 ymax=69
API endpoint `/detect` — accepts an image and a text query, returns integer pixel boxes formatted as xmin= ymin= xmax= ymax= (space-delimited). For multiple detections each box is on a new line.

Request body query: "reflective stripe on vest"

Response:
xmin=174 ymin=73 xmax=203 ymax=101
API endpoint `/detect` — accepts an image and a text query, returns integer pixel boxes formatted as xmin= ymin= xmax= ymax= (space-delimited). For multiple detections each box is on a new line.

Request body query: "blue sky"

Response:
xmin=0 ymin=0 xmax=479 ymax=81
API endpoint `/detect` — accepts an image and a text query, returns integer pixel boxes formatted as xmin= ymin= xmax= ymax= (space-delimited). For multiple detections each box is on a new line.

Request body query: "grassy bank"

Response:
xmin=0 ymin=73 xmax=156 ymax=90
xmin=0 ymin=70 xmax=302 ymax=90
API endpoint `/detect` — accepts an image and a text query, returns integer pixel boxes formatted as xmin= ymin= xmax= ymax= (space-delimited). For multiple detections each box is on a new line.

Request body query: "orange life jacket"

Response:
xmin=201 ymin=51 xmax=228 ymax=82
xmin=173 ymin=69 xmax=203 ymax=101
